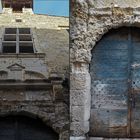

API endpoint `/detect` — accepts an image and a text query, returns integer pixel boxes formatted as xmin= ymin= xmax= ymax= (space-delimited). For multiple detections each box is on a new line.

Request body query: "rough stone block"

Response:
xmin=3 ymin=8 xmax=12 ymax=14
xmin=71 ymin=48 xmax=91 ymax=63
xmin=70 ymin=89 xmax=90 ymax=106
xmin=70 ymin=136 xmax=86 ymax=140
xmin=133 ymin=8 xmax=140 ymax=16
xmin=53 ymin=84 xmax=64 ymax=101
xmin=71 ymin=105 xmax=90 ymax=122
xmin=89 ymin=8 xmax=112 ymax=16
xmin=104 ymin=138 xmax=118 ymax=140
xmin=71 ymin=63 xmax=89 ymax=74
xmin=59 ymin=130 xmax=69 ymax=140
xmin=89 ymin=138 xmax=104 ymax=140
xmin=70 ymin=121 xmax=89 ymax=136
xmin=118 ymin=138 xmax=132 ymax=140
xmin=70 ymin=72 xmax=90 ymax=90
xmin=22 ymin=8 xmax=33 ymax=14
xmin=91 ymin=0 xmax=140 ymax=8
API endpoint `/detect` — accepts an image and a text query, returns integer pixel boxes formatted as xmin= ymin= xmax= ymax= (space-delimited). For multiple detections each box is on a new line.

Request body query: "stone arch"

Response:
xmin=87 ymin=17 xmax=140 ymax=56
xmin=71 ymin=16 xmax=140 ymax=64
xmin=0 ymin=105 xmax=68 ymax=136
xmin=74 ymin=18 xmax=140 ymax=137
xmin=0 ymin=113 xmax=59 ymax=140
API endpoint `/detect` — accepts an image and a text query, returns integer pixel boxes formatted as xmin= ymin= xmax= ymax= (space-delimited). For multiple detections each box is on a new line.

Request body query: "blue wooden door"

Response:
xmin=90 ymin=27 xmax=140 ymax=137
xmin=130 ymin=28 xmax=140 ymax=137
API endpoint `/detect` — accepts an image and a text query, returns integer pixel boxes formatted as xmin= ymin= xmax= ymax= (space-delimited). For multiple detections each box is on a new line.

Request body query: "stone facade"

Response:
xmin=0 ymin=8 xmax=69 ymax=140
xmin=70 ymin=0 xmax=140 ymax=139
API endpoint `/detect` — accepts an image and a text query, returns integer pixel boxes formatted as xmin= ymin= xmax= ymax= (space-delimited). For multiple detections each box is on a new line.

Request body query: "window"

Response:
xmin=2 ymin=28 xmax=35 ymax=53
xmin=15 ymin=19 xmax=22 ymax=23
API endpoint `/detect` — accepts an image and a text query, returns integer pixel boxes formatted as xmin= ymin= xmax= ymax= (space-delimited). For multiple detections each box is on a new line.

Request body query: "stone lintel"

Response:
xmin=0 ymin=53 xmax=45 ymax=58
xmin=0 ymin=80 xmax=52 ymax=90
xmin=70 ymin=136 xmax=86 ymax=140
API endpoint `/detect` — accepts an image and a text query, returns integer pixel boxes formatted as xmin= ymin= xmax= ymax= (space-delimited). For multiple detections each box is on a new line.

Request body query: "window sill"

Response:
xmin=0 ymin=80 xmax=52 ymax=90
xmin=0 ymin=53 xmax=45 ymax=58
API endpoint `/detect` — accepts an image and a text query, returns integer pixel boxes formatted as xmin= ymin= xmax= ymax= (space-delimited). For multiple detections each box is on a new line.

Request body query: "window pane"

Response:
xmin=5 ymin=28 xmax=17 ymax=34
xmin=4 ymin=35 xmax=16 ymax=41
xmin=19 ymin=43 xmax=34 ymax=53
xmin=3 ymin=43 xmax=16 ymax=53
xmin=19 ymin=35 xmax=32 ymax=41
xmin=19 ymin=28 xmax=30 ymax=34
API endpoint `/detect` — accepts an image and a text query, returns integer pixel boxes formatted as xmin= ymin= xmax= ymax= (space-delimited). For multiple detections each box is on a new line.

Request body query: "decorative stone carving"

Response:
xmin=7 ymin=63 xmax=25 ymax=71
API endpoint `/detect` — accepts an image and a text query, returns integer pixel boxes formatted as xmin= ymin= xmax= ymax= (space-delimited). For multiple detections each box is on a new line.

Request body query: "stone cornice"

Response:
xmin=0 ymin=77 xmax=63 ymax=89
xmin=0 ymin=53 xmax=45 ymax=58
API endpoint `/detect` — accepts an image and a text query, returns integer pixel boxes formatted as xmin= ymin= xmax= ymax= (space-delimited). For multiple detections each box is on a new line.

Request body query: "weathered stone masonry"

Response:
xmin=0 ymin=6 xmax=69 ymax=140
xmin=70 ymin=0 xmax=140 ymax=139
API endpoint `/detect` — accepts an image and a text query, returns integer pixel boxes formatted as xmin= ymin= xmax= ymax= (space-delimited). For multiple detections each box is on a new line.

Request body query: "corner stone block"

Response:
xmin=118 ymin=138 xmax=133 ymax=140
xmin=70 ymin=121 xmax=89 ymax=136
xmin=89 ymin=138 xmax=104 ymax=140
xmin=70 ymin=89 xmax=91 ymax=106
xmin=59 ymin=130 xmax=69 ymax=140
xmin=70 ymin=136 xmax=86 ymax=140
xmin=104 ymin=138 xmax=118 ymax=140
xmin=70 ymin=72 xmax=91 ymax=90
xmin=90 ymin=0 xmax=140 ymax=8
xmin=71 ymin=105 xmax=90 ymax=122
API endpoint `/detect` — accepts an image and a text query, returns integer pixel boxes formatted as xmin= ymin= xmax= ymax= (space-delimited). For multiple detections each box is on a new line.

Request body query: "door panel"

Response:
xmin=0 ymin=116 xmax=58 ymax=140
xmin=90 ymin=27 xmax=140 ymax=137
xmin=130 ymin=28 xmax=140 ymax=137
xmin=90 ymin=27 xmax=129 ymax=137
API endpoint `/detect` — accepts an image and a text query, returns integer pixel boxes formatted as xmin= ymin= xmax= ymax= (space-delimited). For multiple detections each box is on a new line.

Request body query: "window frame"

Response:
xmin=2 ymin=28 xmax=35 ymax=54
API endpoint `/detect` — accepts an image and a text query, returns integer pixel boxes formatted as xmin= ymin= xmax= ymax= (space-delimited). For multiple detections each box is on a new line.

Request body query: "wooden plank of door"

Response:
xmin=90 ymin=27 xmax=129 ymax=137
xmin=129 ymin=27 xmax=140 ymax=137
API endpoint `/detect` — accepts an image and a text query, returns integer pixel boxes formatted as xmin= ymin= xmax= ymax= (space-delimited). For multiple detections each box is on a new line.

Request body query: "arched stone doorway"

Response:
xmin=90 ymin=27 xmax=140 ymax=138
xmin=0 ymin=115 xmax=59 ymax=140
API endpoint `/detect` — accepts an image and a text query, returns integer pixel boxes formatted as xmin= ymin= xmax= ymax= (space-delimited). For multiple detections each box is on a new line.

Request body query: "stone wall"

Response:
xmin=34 ymin=29 xmax=69 ymax=78
xmin=0 ymin=8 xmax=69 ymax=140
xmin=0 ymin=83 xmax=69 ymax=140
xmin=2 ymin=8 xmax=68 ymax=29
xmin=70 ymin=0 xmax=140 ymax=139
xmin=0 ymin=8 xmax=69 ymax=78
